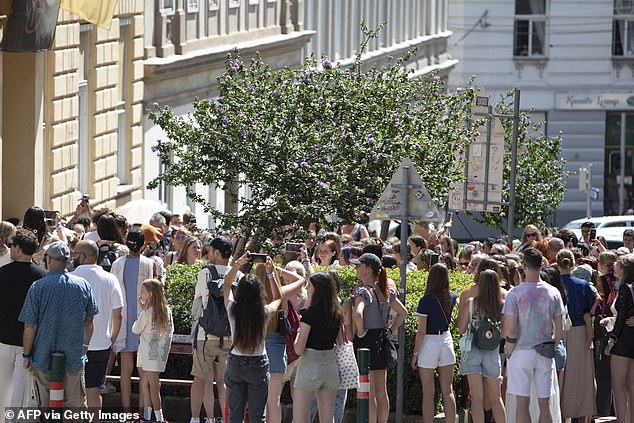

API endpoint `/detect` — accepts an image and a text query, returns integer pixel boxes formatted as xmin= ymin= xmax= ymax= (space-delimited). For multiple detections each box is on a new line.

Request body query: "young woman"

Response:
xmin=408 ymin=235 xmax=428 ymax=258
xmin=222 ymin=253 xmax=282 ymax=423
xmin=605 ymin=254 xmax=634 ymax=423
xmin=111 ymin=229 xmax=157 ymax=414
xmin=457 ymin=269 xmax=506 ymax=423
xmin=317 ymin=240 xmax=340 ymax=267
xmin=164 ymin=228 xmax=191 ymax=267
xmin=352 ymin=253 xmax=407 ymax=423
xmin=176 ymin=236 xmax=202 ymax=265
xmin=557 ymin=249 xmax=598 ymax=422
xmin=515 ymin=224 xmax=542 ymax=252
xmin=411 ymin=263 xmax=457 ymax=423
xmin=293 ymin=272 xmax=343 ymax=423
xmin=133 ymin=279 xmax=174 ymax=423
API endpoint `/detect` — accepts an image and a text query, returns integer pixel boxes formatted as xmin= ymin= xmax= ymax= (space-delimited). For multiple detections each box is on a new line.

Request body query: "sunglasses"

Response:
xmin=526 ymin=233 xmax=538 ymax=238
xmin=458 ymin=261 xmax=470 ymax=266
xmin=174 ymin=235 xmax=188 ymax=241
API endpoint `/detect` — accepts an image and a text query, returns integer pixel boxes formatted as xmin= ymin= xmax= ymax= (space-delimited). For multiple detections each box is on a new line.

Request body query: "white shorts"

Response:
xmin=507 ymin=349 xmax=554 ymax=398
xmin=417 ymin=332 xmax=456 ymax=369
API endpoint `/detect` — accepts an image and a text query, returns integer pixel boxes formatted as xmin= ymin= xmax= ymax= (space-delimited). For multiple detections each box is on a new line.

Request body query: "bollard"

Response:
xmin=356 ymin=348 xmax=370 ymax=423
xmin=49 ymin=352 xmax=65 ymax=423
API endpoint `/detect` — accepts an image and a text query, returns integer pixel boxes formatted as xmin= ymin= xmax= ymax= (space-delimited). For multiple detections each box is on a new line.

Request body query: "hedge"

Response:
xmin=163 ymin=263 xmax=474 ymax=415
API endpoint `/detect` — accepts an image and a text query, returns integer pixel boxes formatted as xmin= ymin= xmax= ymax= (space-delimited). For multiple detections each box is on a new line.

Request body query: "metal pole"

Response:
xmin=586 ymin=163 xmax=593 ymax=219
xmin=357 ymin=348 xmax=370 ymax=423
xmin=50 ymin=352 xmax=65 ymax=423
xmin=396 ymin=165 xmax=409 ymax=423
xmin=506 ymin=89 xmax=521 ymax=241
xmin=620 ymin=113 xmax=626 ymax=215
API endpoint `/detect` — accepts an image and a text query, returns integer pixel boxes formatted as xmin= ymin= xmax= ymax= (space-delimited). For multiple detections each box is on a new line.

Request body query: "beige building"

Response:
xmin=143 ymin=0 xmax=457 ymax=227
xmin=0 ymin=0 xmax=145 ymax=220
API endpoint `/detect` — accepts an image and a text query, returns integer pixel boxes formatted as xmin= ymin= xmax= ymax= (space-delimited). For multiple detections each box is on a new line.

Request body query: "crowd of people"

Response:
xmin=0 ymin=201 xmax=633 ymax=423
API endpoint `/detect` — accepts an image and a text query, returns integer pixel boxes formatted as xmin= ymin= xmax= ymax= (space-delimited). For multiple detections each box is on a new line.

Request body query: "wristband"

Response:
xmin=83 ymin=344 xmax=90 ymax=348
xmin=505 ymin=336 xmax=517 ymax=344
xmin=22 ymin=353 xmax=30 ymax=358
xmin=267 ymin=272 xmax=275 ymax=279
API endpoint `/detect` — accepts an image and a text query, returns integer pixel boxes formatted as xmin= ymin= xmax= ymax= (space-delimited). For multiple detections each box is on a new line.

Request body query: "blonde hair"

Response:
xmin=556 ymin=249 xmax=575 ymax=272
xmin=0 ymin=221 xmax=16 ymax=254
xmin=142 ymin=279 xmax=172 ymax=334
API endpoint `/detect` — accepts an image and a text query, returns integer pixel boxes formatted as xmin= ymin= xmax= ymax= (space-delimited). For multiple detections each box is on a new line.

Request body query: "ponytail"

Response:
xmin=377 ymin=267 xmax=389 ymax=298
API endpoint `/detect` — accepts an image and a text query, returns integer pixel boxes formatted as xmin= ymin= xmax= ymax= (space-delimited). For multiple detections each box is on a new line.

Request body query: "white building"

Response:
xmin=142 ymin=0 xmax=457 ymax=227
xmin=448 ymin=0 xmax=634 ymax=226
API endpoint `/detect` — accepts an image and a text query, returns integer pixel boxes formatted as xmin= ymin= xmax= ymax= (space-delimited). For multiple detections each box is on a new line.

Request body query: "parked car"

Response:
xmin=562 ymin=216 xmax=634 ymax=249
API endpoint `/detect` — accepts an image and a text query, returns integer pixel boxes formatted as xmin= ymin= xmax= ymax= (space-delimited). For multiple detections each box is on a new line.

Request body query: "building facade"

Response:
xmin=448 ymin=0 xmax=634 ymax=226
xmin=0 ymin=0 xmax=145 ymax=220
xmin=143 ymin=0 xmax=457 ymax=227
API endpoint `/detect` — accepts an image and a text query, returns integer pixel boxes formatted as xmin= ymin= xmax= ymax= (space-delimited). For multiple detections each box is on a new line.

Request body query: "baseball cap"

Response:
xmin=45 ymin=241 xmax=71 ymax=261
xmin=350 ymin=253 xmax=382 ymax=272
xmin=572 ymin=264 xmax=593 ymax=282
xmin=205 ymin=236 xmax=233 ymax=256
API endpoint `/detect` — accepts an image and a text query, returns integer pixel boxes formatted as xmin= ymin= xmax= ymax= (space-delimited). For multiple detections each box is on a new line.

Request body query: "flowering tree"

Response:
xmin=148 ymin=28 xmax=479 ymax=239
xmin=148 ymin=28 xmax=569 ymax=239
xmin=471 ymin=91 xmax=571 ymax=231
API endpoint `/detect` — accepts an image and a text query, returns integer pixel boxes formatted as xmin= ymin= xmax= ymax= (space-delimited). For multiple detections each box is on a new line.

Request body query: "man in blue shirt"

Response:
xmin=19 ymin=241 xmax=99 ymax=409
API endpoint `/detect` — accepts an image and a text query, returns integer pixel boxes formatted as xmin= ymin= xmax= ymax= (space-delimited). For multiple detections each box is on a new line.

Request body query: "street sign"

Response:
xmin=449 ymin=88 xmax=504 ymax=213
xmin=370 ymin=157 xmax=441 ymax=221
xmin=589 ymin=187 xmax=600 ymax=201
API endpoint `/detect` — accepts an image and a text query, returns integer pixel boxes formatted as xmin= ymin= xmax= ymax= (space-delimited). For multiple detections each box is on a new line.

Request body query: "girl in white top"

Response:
xmin=132 ymin=279 xmax=174 ymax=423
xmin=223 ymin=253 xmax=281 ymax=423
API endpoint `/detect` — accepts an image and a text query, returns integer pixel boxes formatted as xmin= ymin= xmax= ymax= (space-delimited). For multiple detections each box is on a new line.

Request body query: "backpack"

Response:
xmin=198 ymin=265 xmax=231 ymax=347
xmin=473 ymin=313 xmax=501 ymax=351
xmin=97 ymin=242 xmax=120 ymax=272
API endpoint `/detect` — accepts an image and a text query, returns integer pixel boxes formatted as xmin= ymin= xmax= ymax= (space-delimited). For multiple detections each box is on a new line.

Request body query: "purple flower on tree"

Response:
xmin=322 ymin=58 xmax=332 ymax=69
xmin=317 ymin=181 xmax=329 ymax=189
xmin=299 ymin=161 xmax=309 ymax=170
xmin=367 ymin=136 xmax=376 ymax=146
xmin=433 ymin=75 xmax=441 ymax=82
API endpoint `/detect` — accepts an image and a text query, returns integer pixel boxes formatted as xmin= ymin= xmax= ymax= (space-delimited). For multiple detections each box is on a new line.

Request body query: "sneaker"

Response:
xmin=99 ymin=382 xmax=117 ymax=394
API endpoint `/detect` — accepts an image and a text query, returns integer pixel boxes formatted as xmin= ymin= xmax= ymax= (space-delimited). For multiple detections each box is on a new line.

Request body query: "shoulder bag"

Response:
xmin=458 ymin=298 xmax=473 ymax=353
xmin=373 ymin=287 xmax=398 ymax=368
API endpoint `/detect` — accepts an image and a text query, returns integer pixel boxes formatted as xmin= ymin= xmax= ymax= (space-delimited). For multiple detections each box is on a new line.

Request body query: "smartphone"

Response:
xmin=590 ymin=228 xmax=597 ymax=241
xmin=248 ymin=253 xmax=267 ymax=263
xmin=285 ymin=243 xmax=301 ymax=253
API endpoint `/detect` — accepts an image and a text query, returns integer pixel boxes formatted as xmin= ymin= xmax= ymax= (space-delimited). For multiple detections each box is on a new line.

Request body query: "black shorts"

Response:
xmin=85 ymin=348 xmax=112 ymax=388
xmin=354 ymin=328 xmax=386 ymax=371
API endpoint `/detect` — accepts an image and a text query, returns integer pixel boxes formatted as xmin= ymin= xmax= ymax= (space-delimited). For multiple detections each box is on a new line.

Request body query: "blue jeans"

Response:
xmin=224 ymin=354 xmax=270 ymax=423
xmin=309 ymin=388 xmax=348 ymax=423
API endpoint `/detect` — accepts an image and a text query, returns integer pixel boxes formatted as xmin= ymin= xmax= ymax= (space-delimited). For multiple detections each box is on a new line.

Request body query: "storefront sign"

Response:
xmin=555 ymin=93 xmax=634 ymax=110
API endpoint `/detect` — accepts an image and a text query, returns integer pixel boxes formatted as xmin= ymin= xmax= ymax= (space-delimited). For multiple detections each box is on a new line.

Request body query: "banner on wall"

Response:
xmin=0 ymin=0 xmax=61 ymax=52
xmin=60 ymin=0 xmax=119 ymax=30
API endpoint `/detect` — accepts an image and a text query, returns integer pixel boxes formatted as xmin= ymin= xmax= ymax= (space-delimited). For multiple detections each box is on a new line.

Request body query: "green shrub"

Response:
xmin=163 ymin=263 xmax=475 ymax=415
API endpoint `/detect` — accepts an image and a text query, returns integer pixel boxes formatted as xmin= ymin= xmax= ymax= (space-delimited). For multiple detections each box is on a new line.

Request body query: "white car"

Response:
xmin=562 ymin=216 xmax=634 ymax=249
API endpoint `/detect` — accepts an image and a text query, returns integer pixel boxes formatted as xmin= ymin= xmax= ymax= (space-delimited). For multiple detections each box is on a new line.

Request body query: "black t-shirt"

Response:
xmin=300 ymin=306 xmax=340 ymax=350
xmin=0 ymin=261 xmax=48 ymax=346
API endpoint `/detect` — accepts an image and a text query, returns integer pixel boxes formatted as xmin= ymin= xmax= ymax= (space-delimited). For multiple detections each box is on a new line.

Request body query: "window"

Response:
xmin=187 ymin=0 xmax=199 ymax=12
xmin=162 ymin=0 xmax=175 ymax=14
xmin=614 ymin=0 xmax=634 ymax=56
xmin=209 ymin=0 xmax=219 ymax=10
xmin=514 ymin=0 xmax=546 ymax=57
xmin=229 ymin=0 xmax=240 ymax=8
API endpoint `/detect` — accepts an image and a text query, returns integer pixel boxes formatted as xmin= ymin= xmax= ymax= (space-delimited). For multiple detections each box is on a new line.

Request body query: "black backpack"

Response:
xmin=197 ymin=265 xmax=231 ymax=347
xmin=97 ymin=242 xmax=120 ymax=272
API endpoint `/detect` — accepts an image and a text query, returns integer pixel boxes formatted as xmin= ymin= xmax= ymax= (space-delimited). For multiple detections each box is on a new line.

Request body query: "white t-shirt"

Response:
xmin=83 ymin=231 xmax=100 ymax=242
xmin=193 ymin=264 xmax=242 ymax=341
xmin=73 ymin=264 xmax=124 ymax=351
xmin=227 ymin=300 xmax=275 ymax=356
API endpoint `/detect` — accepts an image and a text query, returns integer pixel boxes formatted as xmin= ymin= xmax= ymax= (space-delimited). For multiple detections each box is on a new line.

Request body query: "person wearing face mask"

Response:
xmin=71 ymin=240 xmax=124 ymax=412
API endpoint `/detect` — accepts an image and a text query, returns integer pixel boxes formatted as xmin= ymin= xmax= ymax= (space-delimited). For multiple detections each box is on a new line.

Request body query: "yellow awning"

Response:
xmin=60 ymin=0 xmax=119 ymax=30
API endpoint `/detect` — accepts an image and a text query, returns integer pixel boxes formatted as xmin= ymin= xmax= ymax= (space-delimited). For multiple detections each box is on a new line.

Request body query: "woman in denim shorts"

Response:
xmin=457 ymin=269 xmax=506 ymax=423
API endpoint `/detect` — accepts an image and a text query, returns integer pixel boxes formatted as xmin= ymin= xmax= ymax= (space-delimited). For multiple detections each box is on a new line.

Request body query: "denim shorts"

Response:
xmin=265 ymin=332 xmax=287 ymax=374
xmin=459 ymin=346 xmax=502 ymax=380
xmin=554 ymin=340 xmax=566 ymax=372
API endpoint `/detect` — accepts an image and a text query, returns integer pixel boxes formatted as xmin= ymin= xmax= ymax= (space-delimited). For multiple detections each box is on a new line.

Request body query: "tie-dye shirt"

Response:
xmin=502 ymin=281 xmax=565 ymax=351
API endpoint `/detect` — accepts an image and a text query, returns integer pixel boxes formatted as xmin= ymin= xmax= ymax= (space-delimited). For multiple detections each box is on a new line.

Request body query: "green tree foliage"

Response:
xmin=148 ymin=27 xmax=478 ymax=239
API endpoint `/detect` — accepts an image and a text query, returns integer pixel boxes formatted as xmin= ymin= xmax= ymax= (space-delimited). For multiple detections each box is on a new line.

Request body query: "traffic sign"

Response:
xmin=370 ymin=157 xmax=441 ymax=221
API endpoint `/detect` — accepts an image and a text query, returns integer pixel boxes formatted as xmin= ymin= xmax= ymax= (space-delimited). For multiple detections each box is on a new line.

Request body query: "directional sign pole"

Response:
xmin=395 ymin=165 xmax=409 ymax=423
